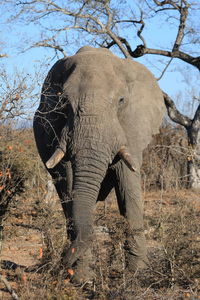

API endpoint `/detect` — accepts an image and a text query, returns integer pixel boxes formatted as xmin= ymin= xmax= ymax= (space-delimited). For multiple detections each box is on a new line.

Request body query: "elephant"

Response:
xmin=33 ymin=46 xmax=165 ymax=283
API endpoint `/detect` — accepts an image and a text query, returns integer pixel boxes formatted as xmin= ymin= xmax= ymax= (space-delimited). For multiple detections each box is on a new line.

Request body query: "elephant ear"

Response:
xmin=34 ymin=57 xmax=75 ymax=165
xmin=119 ymin=59 xmax=165 ymax=167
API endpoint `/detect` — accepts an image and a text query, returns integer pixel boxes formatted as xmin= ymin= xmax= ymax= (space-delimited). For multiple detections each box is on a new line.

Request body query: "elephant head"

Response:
xmin=33 ymin=46 xmax=165 ymax=282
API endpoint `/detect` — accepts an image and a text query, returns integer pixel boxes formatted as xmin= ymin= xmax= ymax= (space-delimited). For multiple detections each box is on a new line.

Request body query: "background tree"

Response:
xmin=0 ymin=70 xmax=34 ymax=123
xmin=0 ymin=63 xmax=43 ymax=256
xmin=1 ymin=0 xmax=199 ymax=189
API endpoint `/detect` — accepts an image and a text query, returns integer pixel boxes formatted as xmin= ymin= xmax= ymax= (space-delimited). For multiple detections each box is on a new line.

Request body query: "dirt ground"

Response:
xmin=0 ymin=189 xmax=199 ymax=300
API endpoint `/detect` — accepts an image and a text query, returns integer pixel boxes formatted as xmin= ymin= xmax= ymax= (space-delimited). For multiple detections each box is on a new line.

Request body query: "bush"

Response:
xmin=142 ymin=123 xmax=188 ymax=190
xmin=0 ymin=151 xmax=25 ymax=219
xmin=0 ymin=125 xmax=46 ymax=221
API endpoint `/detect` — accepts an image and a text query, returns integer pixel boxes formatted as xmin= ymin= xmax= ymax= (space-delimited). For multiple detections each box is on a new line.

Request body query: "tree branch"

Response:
xmin=115 ymin=10 xmax=147 ymax=48
xmin=131 ymin=1 xmax=200 ymax=72
xmin=103 ymin=36 xmax=133 ymax=55
xmin=163 ymin=92 xmax=192 ymax=128
xmin=152 ymin=0 xmax=180 ymax=10
xmin=106 ymin=30 xmax=132 ymax=58
xmin=136 ymin=10 xmax=147 ymax=48
xmin=33 ymin=41 xmax=67 ymax=57
xmin=131 ymin=45 xmax=200 ymax=70
xmin=156 ymin=57 xmax=173 ymax=81
xmin=192 ymin=103 xmax=200 ymax=134
xmin=0 ymin=54 xmax=8 ymax=58
xmin=172 ymin=4 xmax=190 ymax=51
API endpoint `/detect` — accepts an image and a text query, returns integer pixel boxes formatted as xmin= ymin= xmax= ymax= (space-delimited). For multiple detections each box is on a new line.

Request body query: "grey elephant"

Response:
xmin=33 ymin=46 xmax=165 ymax=283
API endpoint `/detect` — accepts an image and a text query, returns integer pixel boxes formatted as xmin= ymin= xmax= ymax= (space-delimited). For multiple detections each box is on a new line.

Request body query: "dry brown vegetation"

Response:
xmin=142 ymin=124 xmax=189 ymax=191
xmin=0 ymin=124 xmax=199 ymax=300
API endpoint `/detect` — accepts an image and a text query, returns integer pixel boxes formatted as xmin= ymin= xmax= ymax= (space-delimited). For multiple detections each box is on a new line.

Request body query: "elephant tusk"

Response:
xmin=46 ymin=148 xmax=65 ymax=169
xmin=118 ymin=146 xmax=136 ymax=172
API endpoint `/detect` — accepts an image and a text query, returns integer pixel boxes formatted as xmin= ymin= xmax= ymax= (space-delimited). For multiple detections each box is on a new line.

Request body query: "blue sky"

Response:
xmin=1 ymin=0 xmax=199 ymax=119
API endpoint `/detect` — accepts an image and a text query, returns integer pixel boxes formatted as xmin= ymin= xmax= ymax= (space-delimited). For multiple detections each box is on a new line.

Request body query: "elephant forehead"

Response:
xmin=81 ymin=65 xmax=120 ymax=88
xmin=72 ymin=50 xmax=124 ymax=77
xmin=65 ymin=62 xmax=125 ymax=97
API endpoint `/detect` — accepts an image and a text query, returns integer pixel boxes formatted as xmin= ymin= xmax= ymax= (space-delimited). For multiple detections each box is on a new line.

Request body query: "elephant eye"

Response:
xmin=118 ymin=97 xmax=128 ymax=112
xmin=119 ymin=97 xmax=125 ymax=105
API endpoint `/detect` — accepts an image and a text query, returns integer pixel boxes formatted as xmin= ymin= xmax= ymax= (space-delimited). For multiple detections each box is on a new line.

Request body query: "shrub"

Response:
xmin=0 ymin=125 xmax=46 ymax=221
xmin=142 ymin=123 xmax=188 ymax=190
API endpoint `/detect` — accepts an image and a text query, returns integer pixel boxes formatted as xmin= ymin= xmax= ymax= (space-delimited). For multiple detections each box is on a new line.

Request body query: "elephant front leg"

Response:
xmin=61 ymin=193 xmax=96 ymax=284
xmin=115 ymin=164 xmax=148 ymax=272
xmin=50 ymin=162 xmax=76 ymax=242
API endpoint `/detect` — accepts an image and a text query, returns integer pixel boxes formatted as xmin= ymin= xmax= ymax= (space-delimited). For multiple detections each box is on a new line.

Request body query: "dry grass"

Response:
xmin=0 ymin=190 xmax=199 ymax=300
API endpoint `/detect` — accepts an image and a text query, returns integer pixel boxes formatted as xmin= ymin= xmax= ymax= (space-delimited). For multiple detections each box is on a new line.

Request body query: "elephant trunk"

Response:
xmin=64 ymin=145 xmax=110 ymax=267
xmin=73 ymin=149 xmax=109 ymax=232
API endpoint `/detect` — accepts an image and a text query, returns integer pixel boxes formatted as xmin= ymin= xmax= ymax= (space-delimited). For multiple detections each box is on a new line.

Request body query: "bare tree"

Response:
xmin=2 ymin=0 xmax=200 ymax=189
xmin=0 ymin=70 xmax=29 ymax=122
xmin=0 ymin=66 xmax=42 ymax=233
xmin=0 ymin=64 xmax=47 ymax=124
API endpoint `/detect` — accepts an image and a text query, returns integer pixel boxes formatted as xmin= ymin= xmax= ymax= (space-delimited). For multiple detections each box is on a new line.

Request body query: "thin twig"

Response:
xmin=157 ymin=57 xmax=173 ymax=81
xmin=119 ymin=242 xmax=126 ymax=289
xmin=0 ymin=274 xmax=19 ymax=300
xmin=0 ymin=54 xmax=8 ymax=58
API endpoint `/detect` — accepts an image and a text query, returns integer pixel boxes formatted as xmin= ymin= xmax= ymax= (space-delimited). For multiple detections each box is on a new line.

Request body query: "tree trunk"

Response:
xmin=187 ymin=121 xmax=200 ymax=191
xmin=187 ymin=159 xmax=200 ymax=191
xmin=164 ymin=93 xmax=200 ymax=191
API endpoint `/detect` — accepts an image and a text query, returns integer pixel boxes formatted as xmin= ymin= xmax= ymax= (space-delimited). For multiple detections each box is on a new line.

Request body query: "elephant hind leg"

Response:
xmin=114 ymin=163 xmax=148 ymax=272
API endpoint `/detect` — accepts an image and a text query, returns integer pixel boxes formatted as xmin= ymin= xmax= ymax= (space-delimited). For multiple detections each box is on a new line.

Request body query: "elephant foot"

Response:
xmin=126 ymin=252 xmax=148 ymax=273
xmin=125 ymin=230 xmax=148 ymax=273
xmin=66 ymin=248 xmax=95 ymax=285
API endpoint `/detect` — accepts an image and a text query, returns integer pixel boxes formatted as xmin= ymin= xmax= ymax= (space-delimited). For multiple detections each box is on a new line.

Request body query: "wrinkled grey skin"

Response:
xmin=33 ymin=46 xmax=165 ymax=282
